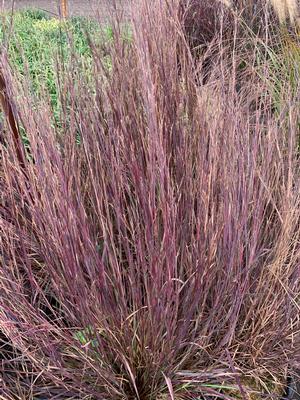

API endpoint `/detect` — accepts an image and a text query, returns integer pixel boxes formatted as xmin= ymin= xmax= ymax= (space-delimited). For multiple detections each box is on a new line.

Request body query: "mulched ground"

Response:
xmin=1 ymin=0 xmax=131 ymax=19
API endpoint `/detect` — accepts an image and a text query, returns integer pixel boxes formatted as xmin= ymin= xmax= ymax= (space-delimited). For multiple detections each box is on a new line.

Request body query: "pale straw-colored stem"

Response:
xmin=269 ymin=0 xmax=299 ymax=24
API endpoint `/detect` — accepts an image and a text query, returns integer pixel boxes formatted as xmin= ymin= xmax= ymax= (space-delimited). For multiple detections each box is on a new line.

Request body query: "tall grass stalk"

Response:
xmin=0 ymin=1 xmax=300 ymax=398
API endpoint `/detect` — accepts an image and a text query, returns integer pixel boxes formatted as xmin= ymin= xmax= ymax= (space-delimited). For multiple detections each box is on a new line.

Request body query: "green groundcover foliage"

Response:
xmin=0 ymin=9 xmax=113 ymax=109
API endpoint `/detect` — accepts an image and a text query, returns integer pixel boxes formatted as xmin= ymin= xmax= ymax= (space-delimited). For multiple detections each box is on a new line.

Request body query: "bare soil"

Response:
xmin=1 ymin=0 xmax=131 ymax=20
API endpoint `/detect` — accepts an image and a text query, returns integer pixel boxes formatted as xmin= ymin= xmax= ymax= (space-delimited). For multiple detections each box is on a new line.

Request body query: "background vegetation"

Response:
xmin=0 ymin=9 xmax=113 ymax=115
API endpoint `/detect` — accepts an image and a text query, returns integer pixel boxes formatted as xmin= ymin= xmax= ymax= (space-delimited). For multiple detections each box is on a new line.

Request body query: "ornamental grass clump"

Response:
xmin=0 ymin=1 xmax=300 ymax=399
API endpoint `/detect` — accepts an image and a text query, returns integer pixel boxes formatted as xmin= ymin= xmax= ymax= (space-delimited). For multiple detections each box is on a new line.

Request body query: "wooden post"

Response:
xmin=0 ymin=70 xmax=26 ymax=168
xmin=61 ymin=0 xmax=68 ymax=19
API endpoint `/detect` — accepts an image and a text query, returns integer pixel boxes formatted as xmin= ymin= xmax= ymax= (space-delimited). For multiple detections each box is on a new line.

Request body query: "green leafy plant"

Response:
xmin=73 ymin=326 xmax=98 ymax=348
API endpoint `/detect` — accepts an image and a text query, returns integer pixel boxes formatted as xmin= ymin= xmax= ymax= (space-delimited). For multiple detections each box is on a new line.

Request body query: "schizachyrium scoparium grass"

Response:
xmin=1 ymin=0 xmax=300 ymax=398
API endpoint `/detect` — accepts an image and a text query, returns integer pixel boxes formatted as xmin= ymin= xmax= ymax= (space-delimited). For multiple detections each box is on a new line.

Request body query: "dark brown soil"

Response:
xmin=1 ymin=0 xmax=131 ymax=20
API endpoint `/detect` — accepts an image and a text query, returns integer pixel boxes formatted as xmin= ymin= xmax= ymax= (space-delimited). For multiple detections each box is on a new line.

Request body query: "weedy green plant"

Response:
xmin=0 ymin=1 xmax=300 ymax=399
xmin=0 ymin=10 xmax=109 ymax=113
xmin=0 ymin=9 xmax=115 ymax=149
